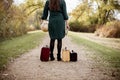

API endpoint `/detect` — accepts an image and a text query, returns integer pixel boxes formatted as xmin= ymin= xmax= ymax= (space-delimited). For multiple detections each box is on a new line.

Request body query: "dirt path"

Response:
xmin=1 ymin=33 xmax=117 ymax=80
xmin=76 ymin=32 xmax=120 ymax=50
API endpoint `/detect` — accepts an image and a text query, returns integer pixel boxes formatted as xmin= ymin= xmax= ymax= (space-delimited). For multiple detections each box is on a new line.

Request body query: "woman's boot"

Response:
xmin=50 ymin=53 xmax=55 ymax=61
xmin=57 ymin=53 xmax=62 ymax=61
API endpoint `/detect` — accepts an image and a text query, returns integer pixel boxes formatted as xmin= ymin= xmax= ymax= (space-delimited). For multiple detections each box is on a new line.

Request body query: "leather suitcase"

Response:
xmin=62 ymin=47 xmax=70 ymax=62
xmin=40 ymin=45 xmax=50 ymax=61
xmin=70 ymin=50 xmax=77 ymax=61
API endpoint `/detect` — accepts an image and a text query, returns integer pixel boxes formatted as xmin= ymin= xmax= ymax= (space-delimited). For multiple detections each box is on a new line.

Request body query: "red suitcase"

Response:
xmin=40 ymin=45 xmax=50 ymax=61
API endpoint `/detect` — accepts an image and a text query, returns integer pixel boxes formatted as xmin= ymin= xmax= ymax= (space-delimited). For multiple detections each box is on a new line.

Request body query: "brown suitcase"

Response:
xmin=62 ymin=47 xmax=70 ymax=62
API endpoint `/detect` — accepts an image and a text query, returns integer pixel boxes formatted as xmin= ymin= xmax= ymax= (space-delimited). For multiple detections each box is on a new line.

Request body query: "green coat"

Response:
xmin=42 ymin=0 xmax=68 ymax=39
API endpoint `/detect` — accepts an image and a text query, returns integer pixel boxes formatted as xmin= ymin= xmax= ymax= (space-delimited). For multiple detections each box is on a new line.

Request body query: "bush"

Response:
xmin=0 ymin=5 xmax=28 ymax=39
xmin=69 ymin=21 xmax=82 ymax=32
xmin=26 ymin=25 xmax=36 ymax=31
xmin=95 ymin=21 xmax=120 ymax=38
xmin=69 ymin=20 xmax=96 ymax=32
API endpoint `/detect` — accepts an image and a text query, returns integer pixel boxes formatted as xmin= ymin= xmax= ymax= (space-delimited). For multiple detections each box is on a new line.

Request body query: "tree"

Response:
xmin=22 ymin=0 xmax=44 ymax=30
xmin=70 ymin=0 xmax=93 ymax=22
xmin=0 ymin=0 xmax=13 ymax=38
xmin=70 ymin=0 xmax=120 ymax=24
xmin=23 ymin=0 xmax=44 ymax=16
xmin=0 ymin=0 xmax=44 ymax=39
xmin=91 ymin=0 xmax=120 ymax=24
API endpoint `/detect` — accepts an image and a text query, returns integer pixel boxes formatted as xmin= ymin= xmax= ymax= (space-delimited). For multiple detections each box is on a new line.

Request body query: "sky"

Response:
xmin=13 ymin=0 xmax=80 ymax=13
xmin=65 ymin=0 xmax=80 ymax=13
xmin=13 ymin=0 xmax=120 ymax=19
xmin=13 ymin=0 xmax=25 ymax=5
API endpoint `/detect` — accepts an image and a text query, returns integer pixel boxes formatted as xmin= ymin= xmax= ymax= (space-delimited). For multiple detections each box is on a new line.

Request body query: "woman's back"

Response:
xmin=42 ymin=0 xmax=68 ymax=39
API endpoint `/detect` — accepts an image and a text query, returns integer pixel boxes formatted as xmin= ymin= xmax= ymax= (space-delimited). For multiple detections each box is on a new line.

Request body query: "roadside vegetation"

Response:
xmin=0 ymin=31 xmax=46 ymax=70
xmin=0 ymin=0 xmax=43 ymax=39
xmin=69 ymin=0 xmax=120 ymax=38
xmin=95 ymin=21 xmax=120 ymax=38
xmin=69 ymin=32 xmax=120 ymax=68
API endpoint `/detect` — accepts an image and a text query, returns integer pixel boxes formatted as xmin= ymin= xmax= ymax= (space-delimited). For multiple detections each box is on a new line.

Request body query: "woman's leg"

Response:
xmin=50 ymin=39 xmax=55 ymax=61
xmin=57 ymin=39 xmax=62 ymax=61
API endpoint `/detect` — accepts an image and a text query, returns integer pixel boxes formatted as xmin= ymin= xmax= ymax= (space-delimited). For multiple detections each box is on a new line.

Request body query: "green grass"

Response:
xmin=69 ymin=32 xmax=120 ymax=68
xmin=0 ymin=31 xmax=46 ymax=70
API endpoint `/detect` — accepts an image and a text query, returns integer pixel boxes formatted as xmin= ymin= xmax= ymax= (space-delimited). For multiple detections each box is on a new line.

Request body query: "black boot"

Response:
xmin=50 ymin=53 xmax=55 ymax=61
xmin=57 ymin=53 xmax=62 ymax=61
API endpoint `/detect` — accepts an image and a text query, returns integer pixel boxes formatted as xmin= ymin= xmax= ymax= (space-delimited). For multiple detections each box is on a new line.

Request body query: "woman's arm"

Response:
xmin=65 ymin=20 xmax=70 ymax=29
xmin=41 ymin=0 xmax=49 ymax=20
xmin=62 ymin=0 xmax=68 ymax=20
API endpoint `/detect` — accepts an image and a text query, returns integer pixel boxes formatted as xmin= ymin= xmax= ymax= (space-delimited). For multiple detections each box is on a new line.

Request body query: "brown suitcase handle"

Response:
xmin=65 ymin=47 xmax=67 ymax=50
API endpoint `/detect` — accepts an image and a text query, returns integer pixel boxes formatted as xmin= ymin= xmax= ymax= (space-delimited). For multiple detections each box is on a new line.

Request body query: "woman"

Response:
xmin=41 ymin=0 xmax=69 ymax=61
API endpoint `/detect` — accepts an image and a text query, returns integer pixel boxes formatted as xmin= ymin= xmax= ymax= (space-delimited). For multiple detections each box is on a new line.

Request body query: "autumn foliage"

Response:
xmin=95 ymin=21 xmax=120 ymax=38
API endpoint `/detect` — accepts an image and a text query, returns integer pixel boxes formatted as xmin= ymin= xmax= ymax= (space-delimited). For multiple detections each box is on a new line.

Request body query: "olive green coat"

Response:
xmin=42 ymin=0 xmax=68 ymax=39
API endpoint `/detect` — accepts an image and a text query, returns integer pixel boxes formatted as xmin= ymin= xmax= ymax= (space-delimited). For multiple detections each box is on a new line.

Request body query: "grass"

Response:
xmin=69 ymin=32 xmax=120 ymax=68
xmin=0 ymin=30 xmax=46 ymax=70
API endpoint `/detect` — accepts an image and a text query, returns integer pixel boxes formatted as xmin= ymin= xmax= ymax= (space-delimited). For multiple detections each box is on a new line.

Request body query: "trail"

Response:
xmin=77 ymin=32 xmax=120 ymax=50
xmin=1 ymin=33 xmax=117 ymax=80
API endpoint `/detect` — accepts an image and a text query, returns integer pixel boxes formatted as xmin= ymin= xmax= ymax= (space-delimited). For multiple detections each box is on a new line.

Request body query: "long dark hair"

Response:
xmin=49 ymin=0 xmax=60 ymax=11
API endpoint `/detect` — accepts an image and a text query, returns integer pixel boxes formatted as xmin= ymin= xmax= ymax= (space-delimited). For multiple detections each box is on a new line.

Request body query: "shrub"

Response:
xmin=26 ymin=25 xmax=36 ymax=31
xmin=69 ymin=21 xmax=82 ymax=32
xmin=95 ymin=21 xmax=120 ymax=38
xmin=0 ymin=5 xmax=27 ymax=39
xmin=69 ymin=20 xmax=96 ymax=32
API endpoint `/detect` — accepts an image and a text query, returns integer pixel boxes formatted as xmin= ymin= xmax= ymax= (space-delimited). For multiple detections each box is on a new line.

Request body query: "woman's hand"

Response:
xmin=65 ymin=20 xmax=70 ymax=30
xmin=66 ymin=24 xmax=70 ymax=30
